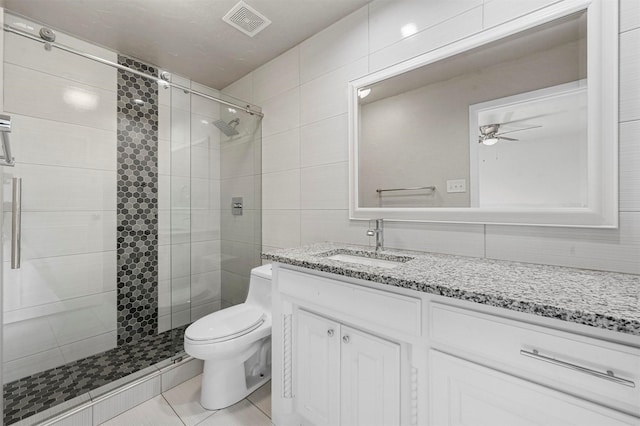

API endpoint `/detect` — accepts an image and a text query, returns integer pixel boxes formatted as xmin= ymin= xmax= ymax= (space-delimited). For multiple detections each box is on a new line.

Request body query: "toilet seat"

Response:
xmin=185 ymin=304 xmax=265 ymax=344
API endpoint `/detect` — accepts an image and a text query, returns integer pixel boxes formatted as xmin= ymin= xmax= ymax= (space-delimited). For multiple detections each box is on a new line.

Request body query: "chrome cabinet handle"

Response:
xmin=520 ymin=349 xmax=635 ymax=388
xmin=342 ymin=335 xmax=350 ymax=344
xmin=11 ymin=177 xmax=22 ymax=269
xmin=327 ymin=329 xmax=334 ymax=337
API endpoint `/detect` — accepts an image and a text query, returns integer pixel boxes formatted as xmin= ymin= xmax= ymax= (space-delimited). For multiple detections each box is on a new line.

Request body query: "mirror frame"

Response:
xmin=348 ymin=0 xmax=618 ymax=228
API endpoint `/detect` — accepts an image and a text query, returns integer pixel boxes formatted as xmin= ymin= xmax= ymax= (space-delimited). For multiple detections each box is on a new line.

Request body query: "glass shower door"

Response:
xmin=1 ymin=15 xmax=120 ymax=383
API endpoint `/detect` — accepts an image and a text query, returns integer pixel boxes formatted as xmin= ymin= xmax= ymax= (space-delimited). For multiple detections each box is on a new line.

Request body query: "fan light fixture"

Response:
xmin=358 ymin=88 xmax=371 ymax=99
xmin=482 ymin=137 xmax=499 ymax=146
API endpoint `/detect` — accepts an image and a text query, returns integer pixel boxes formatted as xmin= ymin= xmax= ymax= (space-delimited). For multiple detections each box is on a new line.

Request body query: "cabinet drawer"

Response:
xmin=430 ymin=302 xmax=640 ymax=416
xmin=430 ymin=350 xmax=640 ymax=426
xmin=279 ymin=268 xmax=421 ymax=336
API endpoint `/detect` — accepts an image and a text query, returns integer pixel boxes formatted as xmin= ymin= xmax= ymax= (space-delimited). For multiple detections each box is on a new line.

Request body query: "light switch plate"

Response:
xmin=446 ymin=179 xmax=466 ymax=193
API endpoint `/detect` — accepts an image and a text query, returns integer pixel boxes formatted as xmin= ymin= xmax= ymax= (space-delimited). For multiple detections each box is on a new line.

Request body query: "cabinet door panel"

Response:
xmin=296 ymin=309 xmax=341 ymax=426
xmin=430 ymin=350 xmax=640 ymax=426
xmin=341 ymin=326 xmax=401 ymax=426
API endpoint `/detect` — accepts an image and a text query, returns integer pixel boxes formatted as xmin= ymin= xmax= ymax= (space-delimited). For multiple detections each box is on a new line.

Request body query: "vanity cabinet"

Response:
xmin=271 ymin=264 xmax=640 ymax=426
xmin=296 ymin=309 xmax=400 ymax=426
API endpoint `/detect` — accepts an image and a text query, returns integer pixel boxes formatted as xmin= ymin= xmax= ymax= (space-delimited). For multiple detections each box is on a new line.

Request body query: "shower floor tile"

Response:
xmin=3 ymin=326 xmax=187 ymax=425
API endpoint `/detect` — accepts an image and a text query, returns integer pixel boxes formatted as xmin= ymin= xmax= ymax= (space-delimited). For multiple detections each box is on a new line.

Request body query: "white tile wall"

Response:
xmin=621 ymin=0 xmax=640 ymax=32
xmin=3 ymin=251 xmax=116 ymax=312
xmin=262 ymin=129 xmax=300 ymax=174
xmin=254 ymin=47 xmax=300 ymax=104
xmin=300 ymin=114 xmax=349 ymax=167
xmin=300 ymin=7 xmax=369 ymax=84
xmin=368 ymin=0 xmax=482 ymax=53
xmin=263 ymin=210 xmax=302 ymax=248
xmin=2 ymin=165 xmax=116 ymax=211
xmin=300 ymin=162 xmax=349 ymax=210
xmin=369 ymin=6 xmax=483 ymax=72
xmin=4 ymin=63 xmax=117 ymax=131
xmin=59 ymin=331 xmax=117 ymax=364
xmin=224 ymin=0 xmax=640 ymax=275
xmin=0 ymin=4 xmax=3 ymax=399
xmin=299 ymin=57 xmax=368 ymax=126
xmin=8 ymin=115 xmax=116 ymax=171
xmin=620 ymin=28 xmax=640 ymax=122
xmin=261 ymin=87 xmax=300 ymax=137
xmin=485 ymin=213 xmax=640 ymax=274
xmin=2 ymin=211 xmax=116 ymax=259
xmin=3 ymin=347 xmax=65 ymax=383
xmin=262 ymin=169 xmax=300 ymax=210
xmin=300 ymin=210 xmax=370 ymax=246
xmin=620 ymin=120 xmax=640 ymax=212
xmin=4 ymin=32 xmax=116 ymax=90
xmin=483 ymin=0 xmax=562 ymax=28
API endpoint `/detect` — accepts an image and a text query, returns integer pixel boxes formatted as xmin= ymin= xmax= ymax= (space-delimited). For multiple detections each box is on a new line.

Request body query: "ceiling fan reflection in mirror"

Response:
xmin=478 ymin=116 xmax=545 ymax=145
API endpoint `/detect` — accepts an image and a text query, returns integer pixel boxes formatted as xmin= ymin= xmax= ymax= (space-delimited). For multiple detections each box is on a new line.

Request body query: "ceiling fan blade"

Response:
xmin=498 ymin=136 xmax=519 ymax=141
xmin=498 ymin=113 xmax=552 ymax=126
xmin=496 ymin=125 xmax=543 ymax=136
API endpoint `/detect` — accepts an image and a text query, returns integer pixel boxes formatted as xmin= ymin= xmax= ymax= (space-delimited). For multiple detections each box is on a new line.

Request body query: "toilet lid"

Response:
xmin=185 ymin=304 xmax=265 ymax=342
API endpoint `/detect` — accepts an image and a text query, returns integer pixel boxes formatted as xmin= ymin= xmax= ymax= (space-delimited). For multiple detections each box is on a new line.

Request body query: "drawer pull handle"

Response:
xmin=327 ymin=329 xmax=334 ymax=337
xmin=520 ymin=349 xmax=635 ymax=388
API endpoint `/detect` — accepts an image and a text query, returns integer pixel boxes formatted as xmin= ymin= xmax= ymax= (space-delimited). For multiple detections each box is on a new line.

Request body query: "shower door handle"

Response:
xmin=11 ymin=177 xmax=22 ymax=269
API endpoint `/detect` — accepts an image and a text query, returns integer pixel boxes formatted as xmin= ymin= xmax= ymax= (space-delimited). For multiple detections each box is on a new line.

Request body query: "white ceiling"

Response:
xmin=2 ymin=0 xmax=371 ymax=89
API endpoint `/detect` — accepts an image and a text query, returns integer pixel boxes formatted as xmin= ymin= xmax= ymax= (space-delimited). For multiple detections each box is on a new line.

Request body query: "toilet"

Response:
xmin=184 ymin=264 xmax=272 ymax=410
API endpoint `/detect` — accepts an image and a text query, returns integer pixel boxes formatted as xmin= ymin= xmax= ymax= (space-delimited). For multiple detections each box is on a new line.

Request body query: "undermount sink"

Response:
xmin=326 ymin=251 xmax=412 ymax=269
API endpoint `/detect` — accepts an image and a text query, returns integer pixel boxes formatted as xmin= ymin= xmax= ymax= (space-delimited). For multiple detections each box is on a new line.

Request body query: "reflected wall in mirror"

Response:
xmin=350 ymin=0 xmax=617 ymax=227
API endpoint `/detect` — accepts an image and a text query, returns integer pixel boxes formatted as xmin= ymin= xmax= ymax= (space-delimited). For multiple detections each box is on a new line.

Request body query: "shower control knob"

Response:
xmin=327 ymin=329 xmax=334 ymax=337
xmin=342 ymin=335 xmax=350 ymax=344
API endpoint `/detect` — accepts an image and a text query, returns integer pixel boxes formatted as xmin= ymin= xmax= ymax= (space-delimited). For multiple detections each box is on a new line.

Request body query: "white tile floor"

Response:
xmin=99 ymin=375 xmax=272 ymax=426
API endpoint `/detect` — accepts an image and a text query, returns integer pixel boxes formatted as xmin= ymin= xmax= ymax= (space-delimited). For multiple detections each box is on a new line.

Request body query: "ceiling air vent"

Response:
xmin=222 ymin=1 xmax=272 ymax=37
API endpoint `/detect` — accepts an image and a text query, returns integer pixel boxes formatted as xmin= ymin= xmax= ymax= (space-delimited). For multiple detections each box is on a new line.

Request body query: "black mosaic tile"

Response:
xmin=3 ymin=327 xmax=187 ymax=425
xmin=117 ymin=55 xmax=159 ymax=345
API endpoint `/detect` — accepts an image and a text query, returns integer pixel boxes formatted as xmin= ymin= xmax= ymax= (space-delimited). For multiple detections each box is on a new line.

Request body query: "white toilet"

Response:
xmin=184 ymin=264 xmax=272 ymax=410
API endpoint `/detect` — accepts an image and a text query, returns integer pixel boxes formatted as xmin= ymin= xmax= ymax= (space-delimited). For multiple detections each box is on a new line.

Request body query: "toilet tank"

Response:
xmin=245 ymin=264 xmax=272 ymax=310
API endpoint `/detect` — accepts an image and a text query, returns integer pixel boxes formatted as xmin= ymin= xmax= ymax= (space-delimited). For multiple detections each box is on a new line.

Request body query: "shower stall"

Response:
xmin=0 ymin=10 xmax=262 ymax=425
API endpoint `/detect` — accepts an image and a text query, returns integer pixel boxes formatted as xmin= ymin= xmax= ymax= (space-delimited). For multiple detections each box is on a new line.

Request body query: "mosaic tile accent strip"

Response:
xmin=2 ymin=327 xmax=187 ymax=425
xmin=117 ymin=55 xmax=159 ymax=345
xmin=262 ymin=243 xmax=640 ymax=336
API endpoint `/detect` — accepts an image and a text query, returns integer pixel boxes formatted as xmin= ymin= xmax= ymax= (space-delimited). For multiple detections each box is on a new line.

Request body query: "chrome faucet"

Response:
xmin=367 ymin=219 xmax=384 ymax=252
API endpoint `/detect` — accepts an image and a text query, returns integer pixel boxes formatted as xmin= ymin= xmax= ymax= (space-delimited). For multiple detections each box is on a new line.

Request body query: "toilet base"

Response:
xmin=199 ymin=339 xmax=272 ymax=410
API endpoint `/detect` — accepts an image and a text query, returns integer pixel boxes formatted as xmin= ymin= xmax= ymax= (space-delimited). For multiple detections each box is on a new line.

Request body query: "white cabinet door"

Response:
xmin=430 ymin=350 xmax=640 ymax=426
xmin=341 ymin=326 xmax=401 ymax=426
xmin=296 ymin=309 xmax=341 ymax=426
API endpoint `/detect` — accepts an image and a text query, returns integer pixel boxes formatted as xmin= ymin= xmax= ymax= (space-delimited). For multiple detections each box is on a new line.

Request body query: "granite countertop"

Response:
xmin=262 ymin=242 xmax=640 ymax=336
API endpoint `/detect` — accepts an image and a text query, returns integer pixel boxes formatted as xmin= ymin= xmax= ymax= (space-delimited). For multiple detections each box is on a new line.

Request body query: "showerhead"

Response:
xmin=213 ymin=118 xmax=240 ymax=137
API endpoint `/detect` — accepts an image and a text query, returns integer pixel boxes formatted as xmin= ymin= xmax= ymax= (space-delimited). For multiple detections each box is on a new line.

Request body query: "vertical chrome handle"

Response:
xmin=11 ymin=177 xmax=22 ymax=269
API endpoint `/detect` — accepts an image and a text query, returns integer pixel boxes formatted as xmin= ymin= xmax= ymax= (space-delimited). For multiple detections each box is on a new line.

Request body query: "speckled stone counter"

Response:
xmin=262 ymin=243 xmax=640 ymax=336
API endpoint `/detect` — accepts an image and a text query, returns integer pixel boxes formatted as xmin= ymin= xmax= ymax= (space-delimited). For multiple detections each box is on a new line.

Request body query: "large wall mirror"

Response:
xmin=349 ymin=0 xmax=618 ymax=227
